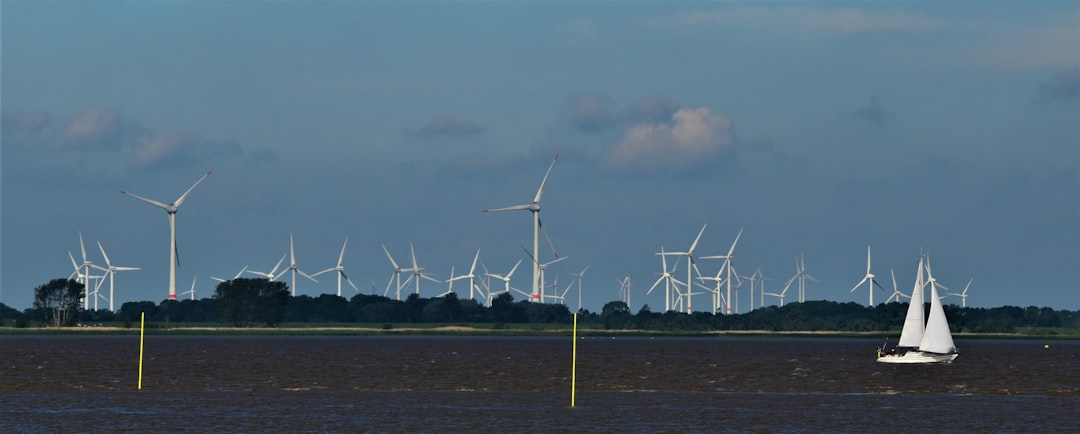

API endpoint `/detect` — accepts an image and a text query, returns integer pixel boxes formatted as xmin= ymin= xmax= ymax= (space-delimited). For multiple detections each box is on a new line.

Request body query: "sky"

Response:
xmin=2 ymin=1 xmax=1078 ymax=313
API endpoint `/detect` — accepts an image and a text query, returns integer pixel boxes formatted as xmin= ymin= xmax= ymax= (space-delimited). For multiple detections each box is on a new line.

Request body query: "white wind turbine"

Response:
xmin=616 ymin=275 xmax=632 ymax=310
xmin=566 ymin=264 xmax=590 ymax=312
xmin=281 ymin=234 xmax=318 ymax=296
xmin=762 ymin=284 xmax=789 ymax=306
xmin=121 ymin=170 xmax=211 ymax=300
xmin=96 ymin=241 xmax=140 ymax=312
xmin=700 ymin=228 xmax=743 ymax=314
xmin=69 ymin=232 xmax=106 ymax=309
xmin=657 ymin=224 xmax=708 ymax=313
xmin=780 ymin=253 xmax=819 ymax=304
xmin=247 ymin=254 xmax=288 ymax=282
xmin=448 ymin=250 xmax=483 ymax=301
xmin=647 ymin=247 xmax=685 ymax=312
xmin=405 ymin=243 xmax=440 ymax=295
xmin=312 ymin=238 xmax=361 ymax=297
xmin=381 ymin=244 xmax=415 ymax=300
xmin=179 ymin=276 xmax=197 ymax=300
xmin=886 ymin=269 xmax=909 ymax=303
xmin=485 ymin=259 xmax=523 ymax=301
xmin=695 ymin=263 xmax=727 ymax=314
xmin=849 ymin=245 xmax=886 ymax=306
xmin=483 ymin=154 xmax=558 ymax=303
xmin=211 ymin=266 xmax=248 ymax=283
xmin=948 ymin=278 xmax=973 ymax=307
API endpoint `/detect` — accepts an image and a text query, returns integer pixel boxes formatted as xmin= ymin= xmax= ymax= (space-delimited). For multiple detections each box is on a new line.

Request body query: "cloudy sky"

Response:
xmin=3 ymin=2 xmax=1077 ymax=313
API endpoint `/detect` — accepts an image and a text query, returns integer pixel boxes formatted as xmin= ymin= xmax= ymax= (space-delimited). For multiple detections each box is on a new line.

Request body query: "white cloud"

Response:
xmin=605 ymin=107 xmax=734 ymax=170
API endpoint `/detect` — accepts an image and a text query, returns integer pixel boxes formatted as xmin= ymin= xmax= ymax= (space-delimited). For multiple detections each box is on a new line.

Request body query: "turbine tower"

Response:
xmin=566 ymin=264 xmax=590 ymax=312
xmin=849 ymin=245 xmax=885 ymax=306
xmin=647 ymin=247 xmax=684 ymax=312
xmin=448 ymin=250 xmax=483 ymax=301
xmin=483 ymin=154 xmax=558 ymax=303
xmin=121 ymin=170 xmax=211 ymax=300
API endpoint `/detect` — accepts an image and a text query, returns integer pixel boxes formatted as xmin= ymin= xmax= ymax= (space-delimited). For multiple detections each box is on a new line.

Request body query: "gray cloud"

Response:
xmin=132 ymin=133 xmax=242 ymax=171
xmin=853 ymin=97 xmax=890 ymax=125
xmin=414 ymin=116 xmax=487 ymax=138
xmin=560 ymin=93 xmax=617 ymax=132
xmin=1038 ymin=67 xmax=1080 ymax=101
xmin=623 ymin=94 xmax=678 ymax=123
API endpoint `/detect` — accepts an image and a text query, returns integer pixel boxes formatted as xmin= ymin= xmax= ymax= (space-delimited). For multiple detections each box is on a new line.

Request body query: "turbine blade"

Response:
xmin=726 ymin=228 xmax=744 ymax=256
xmin=483 ymin=204 xmax=532 ymax=212
xmin=688 ymin=224 xmax=707 ymax=254
xmin=121 ymin=191 xmax=171 ymax=210
xmin=173 ymin=170 xmax=212 ymax=208
xmin=533 ymin=154 xmax=558 ymax=204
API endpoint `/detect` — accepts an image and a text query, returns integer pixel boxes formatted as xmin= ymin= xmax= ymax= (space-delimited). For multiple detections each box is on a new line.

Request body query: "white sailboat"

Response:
xmin=877 ymin=255 xmax=958 ymax=364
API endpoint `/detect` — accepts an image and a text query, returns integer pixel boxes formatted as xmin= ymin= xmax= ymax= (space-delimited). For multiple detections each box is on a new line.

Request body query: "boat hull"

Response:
xmin=876 ymin=351 xmax=957 ymax=364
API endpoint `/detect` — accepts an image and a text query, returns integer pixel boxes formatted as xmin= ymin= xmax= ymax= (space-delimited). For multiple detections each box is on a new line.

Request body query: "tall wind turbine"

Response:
xmin=520 ymin=245 xmax=566 ymax=303
xmin=849 ymin=245 xmax=885 ymax=306
xmin=381 ymin=244 xmax=415 ymax=300
xmin=121 ymin=170 xmax=211 ymax=300
xmin=483 ymin=154 xmax=558 ymax=303
xmin=484 ymin=259 xmax=523 ymax=300
xmin=951 ymin=277 xmax=973 ymax=307
xmin=281 ymin=234 xmax=318 ymax=296
xmin=179 ymin=276 xmax=197 ymax=300
xmin=97 ymin=241 xmax=140 ymax=312
xmin=247 ymin=254 xmax=287 ymax=282
xmin=700 ymin=228 xmax=743 ymax=314
xmin=406 ymin=243 xmax=440 ymax=295
xmin=313 ymin=238 xmax=361 ymax=297
xmin=70 ymin=232 xmax=106 ymax=309
xmin=657 ymin=224 xmax=708 ymax=313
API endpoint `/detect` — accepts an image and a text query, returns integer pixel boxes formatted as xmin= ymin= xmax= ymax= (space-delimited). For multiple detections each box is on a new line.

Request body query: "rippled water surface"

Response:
xmin=2 ymin=335 xmax=1077 ymax=432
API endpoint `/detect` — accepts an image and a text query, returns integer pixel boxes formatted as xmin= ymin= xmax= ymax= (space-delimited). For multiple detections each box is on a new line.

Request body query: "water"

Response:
xmin=2 ymin=335 xmax=1077 ymax=432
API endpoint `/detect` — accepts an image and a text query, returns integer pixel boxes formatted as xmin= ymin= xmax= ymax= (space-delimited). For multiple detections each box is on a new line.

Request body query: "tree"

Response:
xmin=600 ymin=300 xmax=631 ymax=329
xmin=32 ymin=278 xmax=85 ymax=327
xmin=214 ymin=278 xmax=290 ymax=327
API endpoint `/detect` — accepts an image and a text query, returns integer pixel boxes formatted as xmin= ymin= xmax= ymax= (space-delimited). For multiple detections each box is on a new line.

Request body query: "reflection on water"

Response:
xmin=2 ymin=335 xmax=1077 ymax=432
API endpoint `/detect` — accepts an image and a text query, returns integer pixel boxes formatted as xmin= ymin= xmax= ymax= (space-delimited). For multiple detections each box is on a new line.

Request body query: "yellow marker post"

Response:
xmin=138 ymin=311 xmax=145 ymax=390
xmin=571 ymin=313 xmax=577 ymax=407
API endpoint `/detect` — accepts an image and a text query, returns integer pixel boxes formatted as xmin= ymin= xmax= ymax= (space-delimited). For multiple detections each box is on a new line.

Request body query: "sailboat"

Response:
xmin=876 ymin=255 xmax=958 ymax=364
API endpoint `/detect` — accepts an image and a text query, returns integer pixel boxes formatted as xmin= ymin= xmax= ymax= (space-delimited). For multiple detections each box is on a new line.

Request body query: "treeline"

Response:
xmin=2 ymin=278 xmax=1078 ymax=333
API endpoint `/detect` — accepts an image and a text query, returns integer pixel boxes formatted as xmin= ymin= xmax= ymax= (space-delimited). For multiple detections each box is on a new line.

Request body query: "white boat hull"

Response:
xmin=876 ymin=350 xmax=957 ymax=364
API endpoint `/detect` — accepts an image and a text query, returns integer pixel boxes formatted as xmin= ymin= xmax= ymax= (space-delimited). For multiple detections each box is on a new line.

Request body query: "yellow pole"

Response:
xmin=571 ymin=313 xmax=577 ymax=407
xmin=138 ymin=311 xmax=145 ymax=390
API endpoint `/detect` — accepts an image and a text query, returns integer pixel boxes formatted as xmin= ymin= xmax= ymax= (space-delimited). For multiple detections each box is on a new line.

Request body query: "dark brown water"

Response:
xmin=2 ymin=335 xmax=1078 ymax=432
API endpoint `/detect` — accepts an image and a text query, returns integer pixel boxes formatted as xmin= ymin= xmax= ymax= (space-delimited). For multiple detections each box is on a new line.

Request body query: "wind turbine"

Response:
xmin=247 ymin=254 xmax=287 ymax=282
xmin=485 ymin=259 xmax=523 ymax=300
xmin=647 ymin=247 xmax=685 ymax=312
xmin=406 ymin=243 xmax=441 ymax=295
xmin=616 ymin=275 xmax=632 ymax=310
xmin=566 ymin=264 xmax=590 ymax=312
xmin=381 ymin=244 xmax=415 ymax=300
xmin=121 ymin=170 xmax=211 ymax=300
xmin=281 ymin=234 xmax=318 ymax=296
xmin=312 ymin=238 xmax=361 ymax=297
xmin=483 ymin=154 xmax=558 ymax=303
xmin=96 ymin=241 xmax=140 ymax=312
xmin=886 ymin=269 xmax=909 ymax=303
xmin=211 ymin=265 xmax=248 ymax=283
xmin=949 ymin=277 xmax=973 ymax=307
xmin=69 ymin=232 xmax=106 ymax=309
xmin=849 ymin=245 xmax=886 ymax=306
xmin=780 ymin=253 xmax=819 ymax=304
xmin=700 ymin=228 xmax=743 ymax=314
xmin=179 ymin=276 xmax=197 ymax=300
xmin=448 ymin=250 xmax=483 ymax=301
xmin=657 ymin=224 xmax=708 ymax=313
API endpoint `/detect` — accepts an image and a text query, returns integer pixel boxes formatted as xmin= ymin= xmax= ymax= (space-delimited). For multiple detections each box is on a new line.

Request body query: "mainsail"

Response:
xmin=896 ymin=256 xmax=926 ymax=348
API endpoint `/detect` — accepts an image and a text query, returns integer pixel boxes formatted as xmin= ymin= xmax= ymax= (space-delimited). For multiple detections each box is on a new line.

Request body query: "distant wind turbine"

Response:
xmin=313 ymin=238 xmax=361 ymax=297
xmin=179 ymin=276 xmax=197 ymax=300
xmin=700 ymin=228 xmax=743 ymax=314
xmin=849 ymin=245 xmax=886 ymax=306
xmin=281 ymin=234 xmax=318 ymax=296
xmin=484 ymin=154 xmax=558 ymax=303
xmin=657 ymin=224 xmax=709 ymax=313
xmin=121 ymin=171 xmax=211 ymax=300
xmin=97 ymin=241 xmax=140 ymax=312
